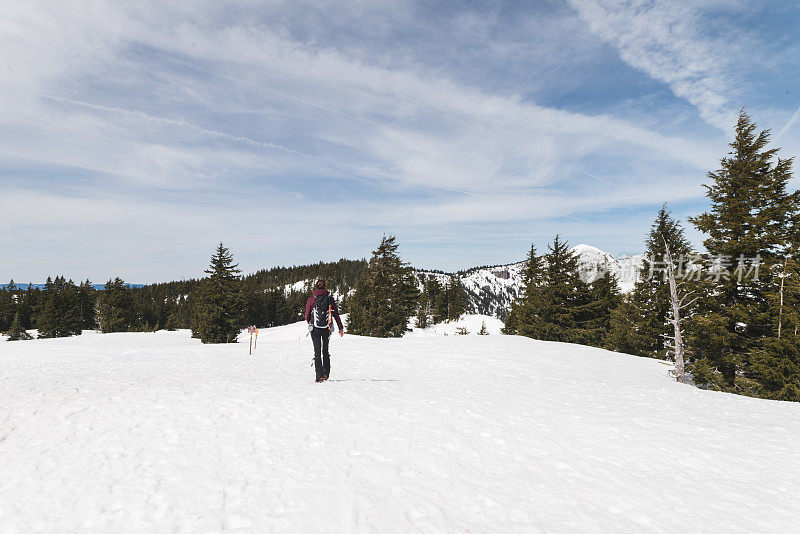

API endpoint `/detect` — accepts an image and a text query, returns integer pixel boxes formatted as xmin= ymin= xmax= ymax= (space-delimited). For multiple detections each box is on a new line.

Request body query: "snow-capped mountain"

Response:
xmin=416 ymin=245 xmax=643 ymax=318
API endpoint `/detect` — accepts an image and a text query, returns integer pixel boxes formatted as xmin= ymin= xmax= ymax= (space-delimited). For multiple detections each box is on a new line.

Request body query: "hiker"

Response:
xmin=305 ymin=279 xmax=344 ymax=382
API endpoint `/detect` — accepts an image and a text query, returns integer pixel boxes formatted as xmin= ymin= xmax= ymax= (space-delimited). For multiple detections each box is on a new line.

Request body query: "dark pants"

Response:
xmin=311 ymin=327 xmax=331 ymax=379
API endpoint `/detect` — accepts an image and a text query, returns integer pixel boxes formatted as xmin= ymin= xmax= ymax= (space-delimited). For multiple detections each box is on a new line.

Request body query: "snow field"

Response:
xmin=1 ymin=325 xmax=800 ymax=533
xmin=407 ymin=314 xmax=504 ymax=336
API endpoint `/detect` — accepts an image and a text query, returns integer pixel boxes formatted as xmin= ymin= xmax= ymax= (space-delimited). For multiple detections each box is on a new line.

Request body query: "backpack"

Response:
xmin=312 ymin=293 xmax=333 ymax=330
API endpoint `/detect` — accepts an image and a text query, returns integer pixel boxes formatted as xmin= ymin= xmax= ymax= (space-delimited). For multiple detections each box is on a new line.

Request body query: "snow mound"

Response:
xmin=2 ymin=329 xmax=798 ymax=532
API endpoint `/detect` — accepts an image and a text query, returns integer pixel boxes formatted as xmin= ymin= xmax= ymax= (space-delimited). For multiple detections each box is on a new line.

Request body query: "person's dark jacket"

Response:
xmin=305 ymin=289 xmax=344 ymax=331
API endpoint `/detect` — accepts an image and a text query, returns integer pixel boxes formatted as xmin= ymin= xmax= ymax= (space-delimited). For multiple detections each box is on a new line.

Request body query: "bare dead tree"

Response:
xmin=663 ymin=237 xmax=700 ymax=384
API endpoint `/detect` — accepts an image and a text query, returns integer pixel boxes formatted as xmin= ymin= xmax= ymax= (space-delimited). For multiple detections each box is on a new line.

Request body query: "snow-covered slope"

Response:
xmin=2 ymin=329 xmax=798 ymax=532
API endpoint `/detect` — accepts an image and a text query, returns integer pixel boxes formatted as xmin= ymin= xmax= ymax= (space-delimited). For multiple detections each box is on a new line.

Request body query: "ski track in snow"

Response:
xmin=1 ymin=326 xmax=799 ymax=533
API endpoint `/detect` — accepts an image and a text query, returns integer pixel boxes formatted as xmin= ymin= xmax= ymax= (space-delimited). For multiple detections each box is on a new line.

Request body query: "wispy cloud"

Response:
xmin=775 ymin=108 xmax=800 ymax=141
xmin=567 ymin=0 xmax=742 ymax=130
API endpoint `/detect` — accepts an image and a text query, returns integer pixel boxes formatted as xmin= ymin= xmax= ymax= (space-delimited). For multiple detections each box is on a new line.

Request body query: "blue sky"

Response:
xmin=1 ymin=0 xmax=799 ymax=282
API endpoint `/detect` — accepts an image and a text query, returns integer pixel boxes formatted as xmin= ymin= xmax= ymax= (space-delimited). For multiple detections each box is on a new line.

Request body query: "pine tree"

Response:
xmin=35 ymin=277 xmax=56 ymax=337
xmin=415 ymin=290 xmax=430 ymax=329
xmin=750 ymin=251 xmax=800 ymax=399
xmin=192 ymin=243 xmax=243 ymax=343
xmin=447 ymin=277 xmax=468 ymax=321
xmin=0 ymin=280 xmax=16 ymax=332
xmin=77 ymin=280 xmax=97 ymax=330
xmin=501 ymin=307 xmax=518 ymax=335
xmin=36 ymin=276 xmax=82 ymax=338
xmin=420 ymin=277 xmax=442 ymax=324
xmin=604 ymin=296 xmax=650 ymax=355
xmin=434 ymin=276 xmax=468 ymax=322
xmin=62 ymin=279 xmax=83 ymax=335
xmin=6 ymin=310 xmax=32 ymax=341
xmin=503 ymin=244 xmax=544 ymax=337
xmin=478 ymin=320 xmax=489 ymax=335
xmin=751 ymin=337 xmax=800 ymax=401
xmin=347 ymin=235 xmax=420 ymax=337
xmin=578 ymin=271 xmax=621 ymax=347
xmin=689 ymin=110 xmax=799 ymax=389
xmin=534 ymin=236 xmax=590 ymax=343
xmin=98 ymin=278 xmax=133 ymax=333
xmin=17 ymin=284 xmax=37 ymax=330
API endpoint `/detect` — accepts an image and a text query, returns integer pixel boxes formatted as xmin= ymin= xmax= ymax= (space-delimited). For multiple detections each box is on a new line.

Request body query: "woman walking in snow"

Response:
xmin=305 ymin=279 xmax=344 ymax=382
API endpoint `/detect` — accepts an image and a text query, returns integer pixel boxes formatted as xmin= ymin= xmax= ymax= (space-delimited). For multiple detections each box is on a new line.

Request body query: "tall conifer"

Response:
xmin=503 ymin=244 xmax=544 ymax=336
xmin=347 ymin=235 xmax=419 ymax=337
xmin=192 ymin=243 xmax=243 ymax=343
xmin=689 ymin=110 xmax=799 ymax=388
xmin=534 ymin=236 xmax=589 ymax=343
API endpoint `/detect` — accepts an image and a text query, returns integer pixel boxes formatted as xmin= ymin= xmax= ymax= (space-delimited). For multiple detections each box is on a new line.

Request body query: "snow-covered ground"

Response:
xmin=407 ymin=314 xmax=504 ymax=336
xmin=2 ymin=327 xmax=799 ymax=533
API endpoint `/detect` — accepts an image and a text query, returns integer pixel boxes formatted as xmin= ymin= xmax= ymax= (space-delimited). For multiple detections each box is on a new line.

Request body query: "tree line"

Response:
xmin=0 ymin=251 xmax=370 ymax=343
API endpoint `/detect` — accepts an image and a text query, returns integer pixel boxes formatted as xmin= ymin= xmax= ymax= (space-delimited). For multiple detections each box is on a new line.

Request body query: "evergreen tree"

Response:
xmin=750 ymin=253 xmax=800 ymax=399
xmin=36 ymin=277 xmax=82 ymax=338
xmin=751 ymin=337 xmax=800 ymax=401
xmin=192 ymin=243 xmax=243 ymax=343
xmin=689 ymin=110 xmax=799 ymax=388
xmin=501 ymin=306 xmax=518 ymax=335
xmin=578 ymin=271 xmax=621 ymax=347
xmin=0 ymin=280 xmax=16 ymax=332
xmin=534 ymin=235 xmax=591 ymax=343
xmin=347 ymin=235 xmax=420 ymax=337
xmin=418 ymin=276 xmax=442 ymax=325
xmin=77 ymin=280 xmax=97 ymax=330
xmin=6 ymin=311 xmax=32 ymax=341
xmin=604 ymin=296 xmax=651 ymax=356
xmin=35 ymin=276 xmax=56 ymax=336
xmin=17 ymin=284 xmax=37 ymax=330
xmin=434 ymin=276 xmax=468 ymax=322
xmin=503 ymin=244 xmax=544 ymax=336
xmin=98 ymin=278 xmax=133 ymax=333
xmin=64 ymin=280 xmax=83 ymax=335
xmin=478 ymin=320 xmax=489 ymax=335
xmin=447 ymin=277 xmax=468 ymax=320
xmin=415 ymin=292 xmax=430 ymax=329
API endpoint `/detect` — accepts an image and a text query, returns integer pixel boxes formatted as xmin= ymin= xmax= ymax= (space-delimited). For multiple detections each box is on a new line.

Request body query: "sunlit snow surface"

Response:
xmin=2 ymin=325 xmax=799 ymax=532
